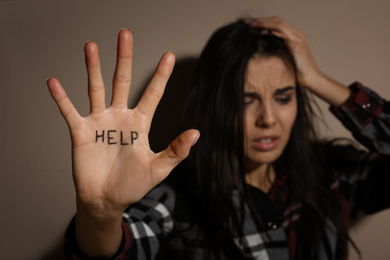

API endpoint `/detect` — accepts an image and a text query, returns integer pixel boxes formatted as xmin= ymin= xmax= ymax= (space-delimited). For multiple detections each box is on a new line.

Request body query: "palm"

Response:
xmin=48 ymin=29 xmax=199 ymax=214
xmin=71 ymin=108 xmax=153 ymax=208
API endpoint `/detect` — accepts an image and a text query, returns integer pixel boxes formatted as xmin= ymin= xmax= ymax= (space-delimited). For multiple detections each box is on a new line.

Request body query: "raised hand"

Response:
xmin=245 ymin=17 xmax=322 ymax=88
xmin=47 ymin=29 xmax=199 ymax=256
xmin=245 ymin=17 xmax=350 ymax=106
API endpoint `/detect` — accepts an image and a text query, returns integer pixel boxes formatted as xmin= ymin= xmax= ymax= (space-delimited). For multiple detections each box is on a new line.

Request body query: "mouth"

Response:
xmin=252 ymin=136 xmax=279 ymax=151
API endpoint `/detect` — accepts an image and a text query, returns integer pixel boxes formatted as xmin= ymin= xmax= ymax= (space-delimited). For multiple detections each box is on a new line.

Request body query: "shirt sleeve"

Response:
xmin=330 ymin=81 xmax=390 ymax=155
xmin=328 ymin=82 xmax=390 ymax=217
xmin=64 ymin=218 xmax=133 ymax=260
xmin=121 ymin=184 xmax=177 ymax=259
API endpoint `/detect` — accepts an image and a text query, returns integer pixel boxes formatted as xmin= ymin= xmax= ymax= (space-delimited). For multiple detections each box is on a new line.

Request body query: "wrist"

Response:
xmin=75 ymin=193 xmax=127 ymax=219
xmin=75 ymin=208 xmax=124 ymax=258
xmin=76 ymin=199 xmax=124 ymax=225
xmin=299 ymin=70 xmax=327 ymax=91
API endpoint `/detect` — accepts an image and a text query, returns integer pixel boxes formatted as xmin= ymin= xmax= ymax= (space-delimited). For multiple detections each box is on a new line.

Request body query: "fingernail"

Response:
xmin=243 ymin=18 xmax=258 ymax=26
xmin=192 ymin=132 xmax=201 ymax=146
xmin=46 ymin=77 xmax=51 ymax=82
xmin=120 ymin=28 xmax=130 ymax=31
xmin=261 ymin=29 xmax=269 ymax=35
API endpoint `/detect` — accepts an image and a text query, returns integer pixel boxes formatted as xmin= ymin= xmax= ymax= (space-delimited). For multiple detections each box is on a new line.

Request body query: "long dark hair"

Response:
xmin=169 ymin=19 xmax=347 ymax=259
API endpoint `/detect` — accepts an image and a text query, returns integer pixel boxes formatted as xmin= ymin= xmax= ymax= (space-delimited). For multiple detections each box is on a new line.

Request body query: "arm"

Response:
xmin=47 ymin=29 xmax=200 ymax=258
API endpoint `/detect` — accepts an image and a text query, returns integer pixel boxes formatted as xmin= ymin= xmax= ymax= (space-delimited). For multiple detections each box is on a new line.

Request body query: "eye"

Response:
xmin=273 ymin=86 xmax=295 ymax=105
xmin=244 ymin=98 xmax=254 ymax=106
xmin=275 ymin=95 xmax=292 ymax=104
xmin=243 ymin=95 xmax=257 ymax=106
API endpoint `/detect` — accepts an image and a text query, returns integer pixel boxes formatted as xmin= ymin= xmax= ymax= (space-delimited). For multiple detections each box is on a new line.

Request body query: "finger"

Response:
xmin=47 ymin=77 xmax=82 ymax=128
xmin=111 ymin=29 xmax=133 ymax=109
xmin=255 ymin=17 xmax=298 ymax=39
xmin=153 ymin=129 xmax=200 ymax=179
xmin=255 ymin=17 xmax=287 ymax=29
xmin=269 ymin=31 xmax=285 ymax=39
xmin=85 ymin=41 xmax=106 ymax=113
xmin=135 ymin=52 xmax=175 ymax=120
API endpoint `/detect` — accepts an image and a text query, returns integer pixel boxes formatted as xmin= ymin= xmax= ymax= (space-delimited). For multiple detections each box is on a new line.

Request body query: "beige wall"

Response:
xmin=1 ymin=1 xmax=390 ymax=259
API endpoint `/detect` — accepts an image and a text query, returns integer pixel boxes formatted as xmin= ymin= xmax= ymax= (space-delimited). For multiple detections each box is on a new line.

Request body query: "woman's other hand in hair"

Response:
xmin=246 ymin=17 xmax=351 ymax=107
xmin=47 ymin=29 xmax=200 ymax=257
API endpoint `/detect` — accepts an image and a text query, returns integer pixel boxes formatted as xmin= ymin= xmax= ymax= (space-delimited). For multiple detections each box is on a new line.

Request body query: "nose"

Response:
xmin=256 ymin=102 xmax=276 ymax=127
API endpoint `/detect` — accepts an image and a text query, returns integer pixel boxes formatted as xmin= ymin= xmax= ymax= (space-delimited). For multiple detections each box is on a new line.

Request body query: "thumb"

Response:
xmin=153 ymin=129 xmax=200 ymax=178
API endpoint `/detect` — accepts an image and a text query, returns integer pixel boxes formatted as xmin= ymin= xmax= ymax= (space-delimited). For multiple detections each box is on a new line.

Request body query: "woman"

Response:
xmin=47 ymin=17 xmax=390 ymax=259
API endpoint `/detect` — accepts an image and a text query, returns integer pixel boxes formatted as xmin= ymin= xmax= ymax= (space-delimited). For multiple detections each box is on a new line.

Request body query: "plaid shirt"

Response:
xmin=65 ymin=82 xmax=390 ymax=260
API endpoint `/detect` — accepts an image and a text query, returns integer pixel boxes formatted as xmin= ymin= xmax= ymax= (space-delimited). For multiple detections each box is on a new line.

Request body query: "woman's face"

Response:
xmin=243 ymin=56 xmax=297 ymax=167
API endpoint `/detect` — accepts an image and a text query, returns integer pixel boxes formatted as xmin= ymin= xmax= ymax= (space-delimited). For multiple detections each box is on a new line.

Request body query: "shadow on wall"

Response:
xmin=36 ymin=57 xmax=198 ymax=260
xmin=148 ymin=56 xmax=199 ymax=153
xmin=38 ymin=239 xmax=67 ymax=260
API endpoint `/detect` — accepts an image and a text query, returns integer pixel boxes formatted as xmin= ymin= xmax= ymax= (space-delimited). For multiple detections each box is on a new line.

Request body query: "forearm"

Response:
xmin=75 ymin=207 xmax=124 ymax=258
xmin=304 ymin=72 xmax=352 ymax=107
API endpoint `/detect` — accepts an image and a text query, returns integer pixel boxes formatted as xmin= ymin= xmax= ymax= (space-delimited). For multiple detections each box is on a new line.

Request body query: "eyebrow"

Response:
xmin=274 ymin=86 xmax=295 ymax=95
xmin=243 ymin=92 xmax=258 ymax=98
xmin=244 ymin=86 xmax=295 ymax=97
